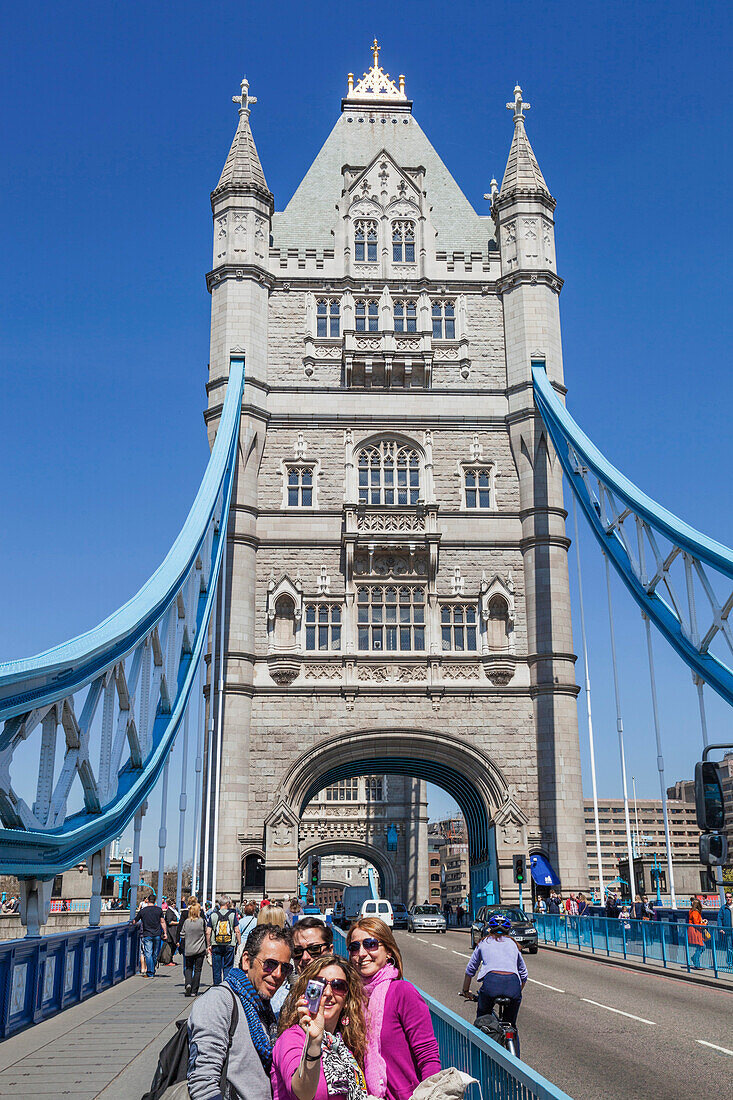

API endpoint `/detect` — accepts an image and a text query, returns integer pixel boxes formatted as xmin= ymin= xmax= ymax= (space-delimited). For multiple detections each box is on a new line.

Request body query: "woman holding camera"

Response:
xmin=346 ymin=917 xmax=441 ymax=1100
xmin=272 ymin=954 xmax=367 ymax=1100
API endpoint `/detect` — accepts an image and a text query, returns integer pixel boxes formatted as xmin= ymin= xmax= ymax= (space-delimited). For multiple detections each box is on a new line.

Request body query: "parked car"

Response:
xmin=407 ymin=904 xmax=447 ymax=933
xmin=392 ymin=902 xmax=409 ymax=929
xmin=470 ymin=905 xmax=538 ymax=952
xmin=360 ymin=898 xmax=394 ymax=927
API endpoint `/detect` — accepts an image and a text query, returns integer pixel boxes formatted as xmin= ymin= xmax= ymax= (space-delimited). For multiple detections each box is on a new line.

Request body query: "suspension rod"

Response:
xmin=128 ymin=807 xmax=143 ymax=915
xmin=604 ymin=553 xmax=636 ymax=900
xmin=175 ymin=700 xmax=191 ymax=911
xmin=210 ymin=527 xmax=229 ymax=907
xmin=191 ymin=658 xmax=205 ymax=898
xmin=157 ymin=753 xmax=170 ymax=900
xmin=573 ymin=496 xmax=605 ymax=901
xmin=201 ymin=561 xmax=219 ymax=908
xmin=642 ymin=613 xmax=676 ymax=908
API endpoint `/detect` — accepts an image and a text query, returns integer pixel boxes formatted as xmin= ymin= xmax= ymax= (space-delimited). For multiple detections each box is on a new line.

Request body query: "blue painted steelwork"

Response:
xmin=0 ymin=360 xmax=245 ymax=877
xmin=367 ymin=867 xmax=379 ymax=899
xmin=533 ymin=366 xmax=733 ymax=707
xmin=332 ymin=927 xmax=571 ymax=1099
xmin=0 ymin=920 xmax=140 ymax=1039
xmin=533 ymin=913 xmax=733 ymax=978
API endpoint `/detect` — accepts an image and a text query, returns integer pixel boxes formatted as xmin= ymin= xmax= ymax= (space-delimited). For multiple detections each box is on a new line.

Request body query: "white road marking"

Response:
xmin=432 ymin=943 xmax=448 ymax=950
xmin=696 ymin=1040 xmax=733 ymax=1056
xmin=528 ymin=978 xmax=565 ymax=993
xmin=581 ymin=999 xmax=656 ymax=1025
xmin=452 ymin=950 xmax=471 ymax=958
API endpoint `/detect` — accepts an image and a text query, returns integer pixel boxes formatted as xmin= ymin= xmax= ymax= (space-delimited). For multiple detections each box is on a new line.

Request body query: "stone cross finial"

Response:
xmin=371 ymin=37 xmax=381 ymax=68
xmin=507 ymin=85 xmax=530 ymax=124
xmin=233 ymin=77 xmax=257 ymax=115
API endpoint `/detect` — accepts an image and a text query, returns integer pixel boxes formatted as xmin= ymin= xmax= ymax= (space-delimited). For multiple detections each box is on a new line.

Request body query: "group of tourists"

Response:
xmin=184 ymin=915 xmax=442 ymax=1100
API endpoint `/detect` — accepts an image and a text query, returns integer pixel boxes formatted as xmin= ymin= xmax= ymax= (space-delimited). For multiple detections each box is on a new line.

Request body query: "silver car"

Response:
xmin=407 ymin=904 xmax=447 ymax=933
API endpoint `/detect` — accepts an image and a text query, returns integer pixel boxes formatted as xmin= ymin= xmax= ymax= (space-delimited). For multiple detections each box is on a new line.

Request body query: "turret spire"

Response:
xmin=213 ymin=75 xmax=271 ymax=201
xmin=498 ymin=84 xmax=551 ymax=201
xmin=344 ymin=38 xmax=408 ymax=103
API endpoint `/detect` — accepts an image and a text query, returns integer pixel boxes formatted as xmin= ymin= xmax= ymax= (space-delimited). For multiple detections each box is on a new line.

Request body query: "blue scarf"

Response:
xmin=225 ymin=969 xmax=277 ymax=1072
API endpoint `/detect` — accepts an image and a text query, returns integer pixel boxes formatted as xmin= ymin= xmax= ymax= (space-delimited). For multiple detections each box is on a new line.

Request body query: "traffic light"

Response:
xmin=694 ymin=761 xmax=726 ymax=831
xmin=310 ymin=856 xmax=320 ymax=887
xmin=512 ymin=854 xmax=526 ymax=884
xmin=700 ymin=831 xmax=728 ymax=866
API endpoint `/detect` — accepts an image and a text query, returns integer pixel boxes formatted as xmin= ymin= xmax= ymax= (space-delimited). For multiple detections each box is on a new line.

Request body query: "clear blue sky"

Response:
xmin=1 ymin=2 xmax=731 ymax=864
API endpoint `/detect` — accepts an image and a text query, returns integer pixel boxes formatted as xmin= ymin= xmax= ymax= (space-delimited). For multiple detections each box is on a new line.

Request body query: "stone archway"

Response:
xmin=298 ymin=838 xmax=398 ymax=900
xmin=267 ymin=728 xmax=515 ymax=910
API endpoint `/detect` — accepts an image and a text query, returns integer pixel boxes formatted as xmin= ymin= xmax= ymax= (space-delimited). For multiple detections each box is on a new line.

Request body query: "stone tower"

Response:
xmin=203 ymin=47 xmax=589 ymax=906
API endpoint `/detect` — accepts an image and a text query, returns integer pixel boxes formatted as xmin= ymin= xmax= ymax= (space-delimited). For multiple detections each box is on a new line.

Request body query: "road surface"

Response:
xmin=396 ymin=929 xmax=732 ymax=1100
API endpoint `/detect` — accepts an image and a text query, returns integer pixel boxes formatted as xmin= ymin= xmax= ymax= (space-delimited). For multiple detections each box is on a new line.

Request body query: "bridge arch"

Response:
xmin=278 ymin=727 xmax=509 ymax=867
xmin=297 ymin=838 xmax=397 ymax=899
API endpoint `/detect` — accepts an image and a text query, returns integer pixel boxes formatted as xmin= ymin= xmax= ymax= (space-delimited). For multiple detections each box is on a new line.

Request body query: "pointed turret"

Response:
xmin=212 ymin=78 xmax=272 ymax=203
xmin=499 ymin=86 xmax=551 ymax=198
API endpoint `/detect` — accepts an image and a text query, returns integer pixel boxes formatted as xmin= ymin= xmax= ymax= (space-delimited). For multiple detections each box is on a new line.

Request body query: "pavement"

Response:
xmin=398 ymin=928 xmax=733 ymax=1100
xmin=0 ymin=963 xmax=195 ymax=1099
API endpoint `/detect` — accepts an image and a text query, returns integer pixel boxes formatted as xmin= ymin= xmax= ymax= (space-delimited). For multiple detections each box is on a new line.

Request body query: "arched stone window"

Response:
xmin=355 ymin=299 xmax=379 ymax=332
xmin=394 ymin=300 xmax=417 ymax=333
xmin=357 ymin=440 xmax=420 ymax=506
xmin=392 ymin=221 xmax=415 ymax=263
xmin=354 ymin=220 xmax=378 ymax=263
xmin=274 ymin=595 xmax=297 ymax=649
xmin=316 ymin=298 xmax=340 ymax=338
xmin=431 ymin=299 xmax=456 ymax=339
xmin=486 ymin=595 xmax=510 ymax=652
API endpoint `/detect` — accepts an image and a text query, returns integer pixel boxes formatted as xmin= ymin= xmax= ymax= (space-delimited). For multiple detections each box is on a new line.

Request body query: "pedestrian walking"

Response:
xmin=236 ymin=901 xmax=259 ymax=966
xmin=534 ymin=895 xmax=546 ymax=915
xmin=272 ymin=954 xmax=367 ymax=1100
xmin=346 ymin=917 xmax=440 ymax=1100
xmin=179 ymin=899 xmax=210 ymax=996
xmin=136 ymin=894 xmax=166 ymax=977
xmin=717 ymin=891 xmax=733 ymax=967
xmin=576 ymin=893 xmax=589 ymax=917
xmin=688 ymin=897 xmax=708 ymax=969
xmin=187 ymin=922 xmax=294 ymax=1100
xmin=546 ymin=893 xmax=560 ymax=916
xmin=209 ymin=896 xmax=242 ymax=986
xmin=461 ymin=913 xmax=527 ymax=1054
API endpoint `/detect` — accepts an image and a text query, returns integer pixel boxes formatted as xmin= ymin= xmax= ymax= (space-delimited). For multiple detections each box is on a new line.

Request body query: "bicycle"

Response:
xmin=460 ymin=990 xmax=520 ymax=1058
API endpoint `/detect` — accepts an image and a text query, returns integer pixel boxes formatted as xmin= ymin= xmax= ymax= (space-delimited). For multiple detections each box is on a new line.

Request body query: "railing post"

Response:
xmin=589 ymin=917 xmax=595 ymax=954
xmin=605 ymin=916 xmax=610 ymax=956
xmin=564 ymin=916 xmax=569 ymax=948
xmin=641 ymin=919 xmax=647 ymax=963
xmin=576 ymin=917 xmax=581 ymax=951
xmin=660 ymin=919 xmax=667 ymax=968
xmin=683 ymin=924 xmax=691 ymax=972
xmin=19 ymin=878 xmax=52 ymax=939
xmin=622 ymin=920 xmax=627 ymax=959
xmin=711 ymin=929 xmax=719 ymax=979
xmin=88 ymin=849 xmax=106 ymax=929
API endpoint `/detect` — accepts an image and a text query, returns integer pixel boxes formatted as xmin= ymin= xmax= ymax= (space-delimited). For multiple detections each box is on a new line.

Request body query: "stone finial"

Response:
xmin=317 ymin=565 xmax=331 ymax=596
xmin=507 ymin=85 xmax=530 ymax=124
xmin=371 ymin=37 xmax=381 ymax=68
xmin=450 ymin=567 xmax=465 ymax=597
xmin=233 ymin=76 xmax=257 ymax=117
xmin=483 ymin=178 xmax=499 ymax=204
xmin=294 ymin=432 xmax=308 ymax=460
xmin=470 ymin=434 xmax=483 ymax=461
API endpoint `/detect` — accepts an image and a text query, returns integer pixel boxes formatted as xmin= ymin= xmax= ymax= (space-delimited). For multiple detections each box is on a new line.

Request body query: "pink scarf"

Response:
xmin=362 ymin=963 xmax=400 ymax=1098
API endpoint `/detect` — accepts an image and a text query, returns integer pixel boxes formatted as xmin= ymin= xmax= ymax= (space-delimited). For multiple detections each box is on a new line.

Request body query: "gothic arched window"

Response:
xmin=316 ymin=298 xmax=340 ymax=338
xmin=354 ymin=220 xmax=378 ymax=263
xmin=274 ymin=595 xmax=296 ymax=649
xmin=441 ymin=605 xmax=478 ymax=651
xmin=392 ymin=221 xmax=415 ymax=263
xmin=394 ymin=300 xmax=417 ymax=333
xmin=357 ymin=441 xmax=420 ymax=505
xmin=487 ymin=595 xmax=510 ymax=652
xmin=355 ymin=299 xmax=379 ymax=333
xmin=431 ymin=299 xmax=456 ymax=339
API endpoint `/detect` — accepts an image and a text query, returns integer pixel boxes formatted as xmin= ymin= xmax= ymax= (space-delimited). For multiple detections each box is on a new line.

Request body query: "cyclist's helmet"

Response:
xmin=486 ymin=914 xmax=512 ymax=935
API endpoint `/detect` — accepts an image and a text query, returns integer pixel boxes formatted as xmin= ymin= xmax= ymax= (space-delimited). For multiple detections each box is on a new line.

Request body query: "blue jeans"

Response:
xmin=142 ymin=935 xmax=162 ymax=975
xmin=478 ymin=972 xmax=522 ymax=1053
xmin=211 ymin=945 xmax=235 ymax=985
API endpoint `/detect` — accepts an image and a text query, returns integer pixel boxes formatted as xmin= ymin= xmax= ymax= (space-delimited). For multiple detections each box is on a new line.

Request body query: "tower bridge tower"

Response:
xmin=203 ymin=47 xmax=589 ymax=904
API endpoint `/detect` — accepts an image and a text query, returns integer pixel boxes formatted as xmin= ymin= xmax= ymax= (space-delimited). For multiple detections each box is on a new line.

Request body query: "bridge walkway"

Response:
xmin=0 ymin=964 xmax=191 ymax=1099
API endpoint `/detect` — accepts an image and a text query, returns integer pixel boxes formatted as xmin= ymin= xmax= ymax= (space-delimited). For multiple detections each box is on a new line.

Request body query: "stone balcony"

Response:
xmin=303 ymin=328 xmax=470 ymax=386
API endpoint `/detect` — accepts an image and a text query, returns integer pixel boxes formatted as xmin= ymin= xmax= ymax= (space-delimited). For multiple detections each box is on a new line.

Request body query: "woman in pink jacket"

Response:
xmin=346 ymin=918 xmax=441 ymax=1100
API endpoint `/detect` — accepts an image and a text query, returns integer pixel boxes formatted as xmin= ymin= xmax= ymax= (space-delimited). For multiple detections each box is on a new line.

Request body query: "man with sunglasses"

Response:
xmin=271 ymin=916 xmax=334 ymax=1014
xmin=188 ymin=922 xmax=294 ymax=1100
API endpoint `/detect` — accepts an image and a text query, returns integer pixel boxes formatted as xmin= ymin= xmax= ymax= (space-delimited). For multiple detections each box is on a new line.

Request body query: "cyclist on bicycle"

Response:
xmin=460 ymin=914 xmax=527 ymax=1041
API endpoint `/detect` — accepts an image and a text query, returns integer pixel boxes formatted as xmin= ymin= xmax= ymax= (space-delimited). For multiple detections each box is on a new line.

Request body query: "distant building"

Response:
xmin=584 ymin=797 xmax=702 ymax=899
xmin=440 ymin=842 xmax=470 ymax=908
xmin=428 ymin=843 xmax=442 ymax=906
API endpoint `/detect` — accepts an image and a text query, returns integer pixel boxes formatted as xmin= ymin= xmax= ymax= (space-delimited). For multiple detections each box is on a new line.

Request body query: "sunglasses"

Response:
xmin=321 ymin=977 xmax=348 ymax=996
xmin=259 ymin=957 xmax=294 ymax=978
xmin=293 ymin=942 xmax=327 ymax=961
xmin=348 ymin=937 xmax=381 ymax=954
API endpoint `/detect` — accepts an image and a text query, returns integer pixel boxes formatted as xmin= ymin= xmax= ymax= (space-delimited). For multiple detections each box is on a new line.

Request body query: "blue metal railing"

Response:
xmin=332 ymin=927 xmax=572 ymax=1099
xmin=533 ymin=913 xmax=733 ymax=979
xmin=0 ymin=920 xmax=139 ymax=1040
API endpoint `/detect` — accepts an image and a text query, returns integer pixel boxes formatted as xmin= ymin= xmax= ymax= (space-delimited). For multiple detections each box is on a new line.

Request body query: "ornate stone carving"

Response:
xmin=304 ymin=664 xmax=339 ymax=680
xmin=395 ymin=338 xmax=421 ymax=352
xmin=354 ymin=550 xmax=427 ymax=577
xmin=483 ymin=656 xmax=516 ymax=685
xmin=357 ymin=663 xmax=427 ymax=683
xmin=433 ymin=346 xmax=459 ymax=361
xmin=441 ymin=663 xmax=481 ymax=680
xmin=356 ymin=511 xmax=425 ymax=533
xmin=355 ymin=338 xmax=381 ymax=351
xmin=314 ymin=344 xmax=342 ymax=359
xmin=358 ymin=665 xmax=390 ymax=682
xmin=267 ymin=656 xmax=302 ymax=685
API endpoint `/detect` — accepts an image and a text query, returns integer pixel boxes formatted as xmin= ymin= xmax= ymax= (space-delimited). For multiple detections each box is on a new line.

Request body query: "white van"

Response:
xmin=359 ymin=898 xmax=394 ymax=927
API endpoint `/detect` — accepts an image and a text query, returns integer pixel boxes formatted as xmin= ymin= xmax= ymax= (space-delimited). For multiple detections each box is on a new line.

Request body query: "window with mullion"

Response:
xmin=392 ymin=221 xmax=416 ymax=263
xmin=357 ymin=585 xmax=425 ymax=652
xmin=287 ymin=465 xmax=314 ymax=507
xmin=355 ymin=220 xmax=378 ymax=263
xmin=305 ymin=603 xmax=341 ymax=651
xmin=394 ymin=300 xmax=417 ymax=333
xmin=431 ymin=300 xmax=456 ymax=339
xmin=357 ymin=442 xmax=420 ymax=505
xmin=464 ymin=467 xmax=492 ymax=509
xmin=316 ymin=298 xmax=340 ymax=338
xmin=441 ymin=604 xmax=478 ymax=652
xmin=355 ymin=299 xmax=379 ymax=333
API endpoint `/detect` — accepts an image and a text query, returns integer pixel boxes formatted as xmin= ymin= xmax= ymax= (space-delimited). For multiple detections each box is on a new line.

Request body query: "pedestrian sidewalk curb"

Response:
xmin=538 ymin=942 xmax=733 ymax=992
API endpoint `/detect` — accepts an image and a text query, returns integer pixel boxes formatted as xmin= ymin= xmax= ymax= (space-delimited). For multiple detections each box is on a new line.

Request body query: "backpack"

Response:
xmin=213 ymin=908 xmax=235 ymax=946
xmin=474 ymin=1012 xmax=506 ymax=1046
xmin=141 ymin=985 xmax=238 ymax=1100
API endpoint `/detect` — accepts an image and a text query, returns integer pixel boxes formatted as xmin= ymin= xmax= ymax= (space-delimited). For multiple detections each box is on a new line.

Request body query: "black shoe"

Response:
xmin=185 ymin=988 xmax=192 ymax=996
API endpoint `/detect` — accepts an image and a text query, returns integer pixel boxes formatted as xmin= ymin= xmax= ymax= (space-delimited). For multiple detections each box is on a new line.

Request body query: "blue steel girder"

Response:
xmin=532 ymin=365 xmax=733 ymax=707
xmin=0 ymin=359 xmax=245 ymax=877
